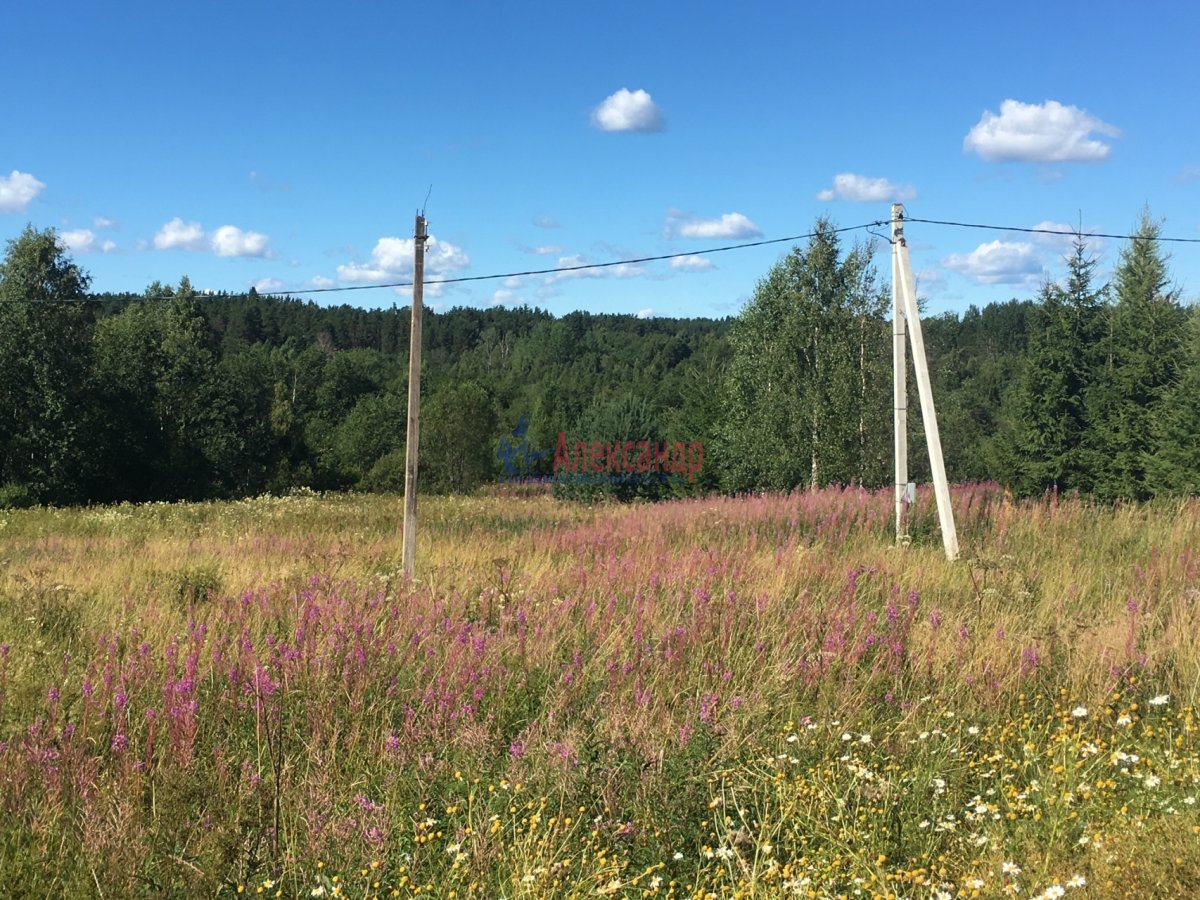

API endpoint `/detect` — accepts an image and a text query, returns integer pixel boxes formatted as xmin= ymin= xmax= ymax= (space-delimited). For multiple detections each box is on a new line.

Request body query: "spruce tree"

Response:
xmin=1087 ymin=211 xmax=1186 ymax=500
xmin=1008 ymin=235 xmax=1104 ymax=496
xmin=1145 ymin=311 xmax=1200 ymax=495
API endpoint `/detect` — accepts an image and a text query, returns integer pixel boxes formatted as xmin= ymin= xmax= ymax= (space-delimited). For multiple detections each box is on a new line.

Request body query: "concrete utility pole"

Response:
xmin=892 ymin=221 xmax=909 ymax=543
xmin=891 ymin=204 xmax=959 ymax=561
xmin=402 ymin=214 xmax=428 ymax=577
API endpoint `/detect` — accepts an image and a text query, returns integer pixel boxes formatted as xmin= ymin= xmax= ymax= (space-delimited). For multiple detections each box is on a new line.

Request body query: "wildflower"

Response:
xmin=649 ymin=876 xmax=662 ymax=889
xmin=673 ymin=852 xmax=684 ymax=860
xmin=968 ymin=725 xmax=980 ymax=735
xmin=1043 ymin=885 xmax=1065 ymax=899
xmin=1002 ymin=861 xmax=1022 ymax=876
xmin=1117 ymin=714 xmax=1133 ymax=726
xmin=1144 ymin=774 xmax=1161 ymax=788
xmin=1066 ymin=875 xmax=1086 ymax=889
xmin=1150 ymin=694 xmax=1169 ymax=707
xmin=1071 ymin=707 xmax=1088 ymax=718
xmin=859 ymin=733 xmax=872 ymax=745
xmin=841 ymin=732 xmax=852 ymax=741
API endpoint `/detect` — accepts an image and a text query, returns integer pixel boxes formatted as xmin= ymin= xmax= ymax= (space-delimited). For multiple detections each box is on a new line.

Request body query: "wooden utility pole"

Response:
xmin=402 ymin=214 xmax=428 ymax=577
xmin=891 ymin=204 xmax=959 ymax=561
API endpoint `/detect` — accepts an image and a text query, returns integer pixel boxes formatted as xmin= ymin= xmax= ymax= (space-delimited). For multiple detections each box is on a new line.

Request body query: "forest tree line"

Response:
xmin=1 ymin=214 xmax=1197 ymax=508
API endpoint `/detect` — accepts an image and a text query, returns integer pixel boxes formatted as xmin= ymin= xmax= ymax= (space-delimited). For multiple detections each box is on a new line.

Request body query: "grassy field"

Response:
xmin=1 ymin=486 xmax=1198 ymax=898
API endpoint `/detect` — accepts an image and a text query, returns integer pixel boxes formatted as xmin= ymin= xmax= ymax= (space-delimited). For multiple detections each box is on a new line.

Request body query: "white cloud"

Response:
xmin=533 ymin=214 xmax=560 ymax=229
xmin=943 ymin=240 xmax=1044 ymax=285
xmin=545 ymin=254 xmax=605 ymax=284
xmin=1178 ymin=166 xmax=1200 ymax=184
xmin=93 ymin=216 xmax=117 ymax=230
xmin=636 ymin=308 xmax=655 ymax=319
xmin=591 ymin=88 xmax=664 ymax=133
xmin=60 ymin=229 xmax=116 ymax=254
xmin=491 ymin=288 xmax=527 ymax=306
xmin=611 ymin=263 xmax=646 ymax=278
xmin=532 ymin=244 xmax=563 ymax=255
xmin=665 ymin=210 xmax=761 ymax=240
xmin=252 ymin=278 xmax=285 ymax=293
xmin=309 ymin=275 xmax=335 ymax=289
xmin=964 ymin=99 xmax=1119 ymax=163
xmin=154 ymin=218 xmax=273 ymax=257
xmin=816 ymin=173 xmax=916 ymax=203
xmin=0 ymin=170 xmax=45 ymax=213
xmin=337 ymin=235 xmax=469 ymax=296
xmin=670 ymin=254 xmax=714 ymax=271
xmin=154 ymin=218 xmax=208 ymax=251
xmin=212 ymin=225 xmax=271 ymax=258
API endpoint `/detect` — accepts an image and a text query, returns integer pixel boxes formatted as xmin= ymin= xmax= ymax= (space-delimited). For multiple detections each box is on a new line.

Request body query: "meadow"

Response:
xmin=1 ymin=486 xmax=1198 ymax=899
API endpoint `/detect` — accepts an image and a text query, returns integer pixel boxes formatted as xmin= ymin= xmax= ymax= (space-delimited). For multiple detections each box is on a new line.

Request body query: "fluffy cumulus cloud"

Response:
xmin=309 ymin=275 xmax=335 ymax=289
xmin=636 ymin=308 xmax=655 ymax=319
xmin=60 ymin=229 xmax=116 ymax=254
xmin=0 ymin=170 xmax=46 ymax=213
xmin=817 ymin=173 xmax=916 ymax=203
xmin=943 ymin=240 xmax=1044 ymax=285
xmin=531 ymin=244 xmax=563 ymax=255
xmin=212 ymin=225 xmax=271 ymax=258
xmin=154 ymin=218 xmax=208 ymax=251
xmin=964 ymin=99 xmax=1120 ymax=163
xmin=153 ymin=218 xmax=273 ymax=257
xmin=669 ymin=254 xmax=715 ymax=271
xmin=664 ymin=210 xmax=761 ymax=240
xmin=337 ymin=235 xmax=469 ymax=296
xmin=591 ymin=88 xmax=664 ymax=133
xmin=252 ymin=278 xmax=285 ymax=293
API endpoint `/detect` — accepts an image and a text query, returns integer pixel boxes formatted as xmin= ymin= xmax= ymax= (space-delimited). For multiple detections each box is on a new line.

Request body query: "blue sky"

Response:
xmin=3 ymin=0 xmax=1198 ymax=318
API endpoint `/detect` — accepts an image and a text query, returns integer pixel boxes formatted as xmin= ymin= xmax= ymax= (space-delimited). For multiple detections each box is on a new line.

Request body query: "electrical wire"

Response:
xmin=2 ymin=214 xmax=1199 ymax=304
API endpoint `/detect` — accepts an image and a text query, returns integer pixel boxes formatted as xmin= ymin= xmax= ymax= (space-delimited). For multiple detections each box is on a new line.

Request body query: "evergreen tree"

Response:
xmin=1008 ymin=236 xmax=1105 ymax=496
xmin=1086 ymin=211 xmax=1187 ymax=500
xmin=1145 ymin=310 xmax=1200 ymax=495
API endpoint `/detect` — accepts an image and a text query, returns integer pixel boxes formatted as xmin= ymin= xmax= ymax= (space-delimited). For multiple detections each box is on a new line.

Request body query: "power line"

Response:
xmin=278 ymin=221 xmax=888 ymax=296
xmin=903 ymin=217 xmax=1200 ymax=245
xmin=3 ymin=213 xmax=1200 ymax=304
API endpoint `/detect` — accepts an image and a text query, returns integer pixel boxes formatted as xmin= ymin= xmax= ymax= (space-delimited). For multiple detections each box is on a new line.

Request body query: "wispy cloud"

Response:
xmin=60 ymin=229 xmax=116 ymax=254
xmin=669 ymin=254 xmax=715 ymax=271
xmin=592 ymin=88 xmax=664 ymax=133
xmin=664 ymin=209 xmax=761 ymax=240
xmin=964 ymin=99 xmax=1119 ymax=163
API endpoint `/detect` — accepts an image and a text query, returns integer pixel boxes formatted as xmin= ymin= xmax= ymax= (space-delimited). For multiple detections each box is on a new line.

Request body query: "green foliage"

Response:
xmin=3 ymin=211 xmax=1200 ymax=505
xmin=1086 ymin=211 xmax=1188 ymax=500
xmin=0 ymin=226 xmax=94 ymax=503
xmin=1007 ymin=237 xmax=1106 ymax=496
xmin=421 ymin=379 xmax=498 ymax=494
xmin=553 ymin=393 xmax=667 ymax=502
xmin=718 ymin=218 xmax=889 ymax=492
